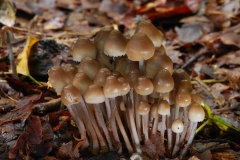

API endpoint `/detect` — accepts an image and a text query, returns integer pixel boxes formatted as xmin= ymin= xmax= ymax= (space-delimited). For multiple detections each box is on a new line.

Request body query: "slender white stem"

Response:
xmin=105 ymin=98 xmax=111 ymax=119
xmin=175 ymin=105 xmax=180 ymax=120
xmin=151 ymin=114 xmax=159 ymax=135
xmin=172 ymin=133 xmax=180 ymax=157
xmin=109 ymin=98 xmax=120 ymax=143
xmin=167 ymin=114 xmax=172 ymax=150
xmin=179 ymin=107 xmax=189 ymax=145
xmin=160 ymin=115 xmax=166 ymax=144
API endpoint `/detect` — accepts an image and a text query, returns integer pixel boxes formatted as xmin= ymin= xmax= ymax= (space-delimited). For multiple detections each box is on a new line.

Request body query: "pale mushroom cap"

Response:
xmin=137 ymin=100 xmax=151 ymax=115
xmin=175 ymin=89 xmax=191 ymax=107
xmin=118 ymin=77 xmax=130 ymax=95
xmin=126 ymin=32 xmax=155 ymax=61
xmin=84 ymin=84 xmax=105 ymax=104
xmin=94 ymin=67 xmax=112 ymax=87
xmin=171 ymin=119 xmax=184 ymax=133
xmin=61 ymin=84 xmax=81 ymax=106
xmin=103 ymin=30 xmax=127 ymax=57
xmin=135 ymin=20 xmax=164 ymax=47
xmin=103 ymin=75 xmax=122 ymax=98
xmin=72 ymin=37 xmax=97 ymax=62
xmin=78 ymin=57 xmax=100 ymax=80
xmin=134 ymin=76 xmax=153 ymax=95
xmin=72 ymin=72 xmax=93 ymax=94
xmin=152 ymin=69 xmax=174 ymax=93
xmin=48 ymin=66 xmax=71 ymax=94
xmin=188 ymin=103 xmax=205 ymax=122
xmin=158 ymin=100 xmax=170 ymax=115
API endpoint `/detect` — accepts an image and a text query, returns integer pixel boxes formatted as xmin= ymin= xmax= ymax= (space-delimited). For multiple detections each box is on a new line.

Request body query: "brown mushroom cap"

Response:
xmin=72 ymin=72 xmax=93 ymax=94
xmin=96 ymin=51 xmax=113 ymax=70
xmin=135 ymin=20 xmax=164 ymax=47
xmin=190 ymin=90 xmax=202 ymax=105
xmin=94 ymin=27 xmax=113 ymax=51
xmin=188 ymin=103 xmax=205 ymax=122
xmin=48 ymin=66 xmax=71 ymax=94
xmin=126 ymin=69 xmax=142 ymax=88
xmin=150 ymin=102 xmax=158 ymax=118
xmin=103 ymin=30 xmax=127 ymax=57
xmin=146 ymin=50 xmax=173 ymax=78
xmin=78 ymin=57 xmax=100 ymax=80
xmin=62 ymin=63 xmax=78 ymax=82
xmin=103 ymin=75 xmax=122 ymax=98
xmin=178 ymin=80 xmax=193 ymax=93
xmin=152 ymin=69 xmax=174 ymax=93
xmin=118 ymin=77 xmax=130 ymax=95
xmin=175 ymin=89 xmax=191 ymax=107
xmin=171 ymin=119 xmax=184 ymax=133
xmin=84 ymin=84 xmax=105 ymax=104
xmin=158 ymin=99 xmax=170 ymax=115
xmin=126 ymin=32 xmax=155 ymax=61
xmin=137 ymin=100 xmax=151 ymax=115
xmin=134 ymin=76 xmax=153 ymax=96
xmin=172 ymin=69 xmax=191 ymax=89
xmin=112 ymin=71 xmax=122 ymax=79
xmin=72 ymin=37 xmax=97 ymax=62
xmin=61 ymin=84 xmax=81 ymax=106
xmin=115 ymin=58 xmax=139 ymax=78
xmin=94 ymin=68 xmax=112 ymax=87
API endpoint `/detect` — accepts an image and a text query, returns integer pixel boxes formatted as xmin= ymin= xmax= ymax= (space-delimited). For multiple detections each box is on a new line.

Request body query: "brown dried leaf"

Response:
xmin=210 ymin=83 xmax=229 ymax=98
xmin=57 ymin=141 xmax=80 ymax=159
xmin=220 ymin=33 xmax=240 ymax=48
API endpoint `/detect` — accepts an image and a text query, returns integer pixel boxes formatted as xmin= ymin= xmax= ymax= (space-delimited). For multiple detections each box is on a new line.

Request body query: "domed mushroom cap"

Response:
xmin=126 ymin=69 xmax=142 ymax=88
xmin=96 ymin=51 xmax=113 ymax=70
xmin=94 ymin=67 xmax=112 ymax=87
xmin=72 ymin=72 xmax=93 ymax=94
xmin=61 ymin=84 xmax=81 ymax=106
xmin=134 ymin=76 xmax=153 ymax=96
xmin=171 ymin=119 xmax=184 ymax=133
xmin=190 ymin=90 xmax=202 ymax=105
xmin=103 ymin=30 xmax=127 ymax=57
xmin=84 ymin=84 xmax=105 ymax=104
xmin=158 ymin=100 xmax=170 ymax=115
xmin=62 ymin=63 xmax=78 ymax=82
xmin=112 ymin=71 xmax=122 ymax=79
xmin=48 ymin=66 xmax=71 ymax=94
xmin=135 ymin=20 xmax=164 ymax=47
xmin=150 ymin=102 xmax=158 ymax=118
xmin=137 ymin=100 xmax=151 ymax=115
xmin=188 ymin=103 xmax=205 ymax=122
xmin=94 ymin=27 xmax=113 ymax=51
xmin=146 ymin=50 xmax=173 ymax=78
xmin=176 ymin=89 xmax=191 ymax=107
xmin=152 ymin=69 xmax=174 ymax=93
xmin=126 ymin=32 xmax=155 ymax=61
xmin=172 ymin=69 xmax=191 ymax=89
xmin=72 ymin=37 xmax=97 ymax=62
xmin=78 ymin=57 xmax=100 ymax=80
xmin=115 ymin=58 xmax=139 ymax=78
xmin=118 ymin=77 xmax=130 ymax=95
xmin=178 ymin=80 xmax=192 ymax=93
xmin=103 ymin=75 xmax=122 ymax=98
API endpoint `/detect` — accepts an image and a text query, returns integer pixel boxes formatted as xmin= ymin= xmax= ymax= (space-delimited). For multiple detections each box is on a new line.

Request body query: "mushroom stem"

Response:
xmin=92 ymin=103 xmax=114 ymax=150
xmin=160 ymin=115 xmax=166 ymax=144
xmin=179 ymin=122 xmax=198 ymax=159
xmin=174 ymin=105 xmax=180 ymax=120
xmin=151 ymin=114 xmax=159 ymax=135
xmin=135 ymin=93 xmax=142 ymax=141
xmin=142 ymin=95 xmax=149 ymax=143
xmin=139 ymin=59 xmax=146 ymax=75
xmin=109 ymin=98 xmax=120 ymax=143
xmin=172 ymin=133 xmax=180 ymax=157
xmin=179 ymin=107 xmax=189 ymax=145
xmin=105 ymin=98 xmax=111 ymax=119
xmin=114 ymin=106 xmax=134 ymax=155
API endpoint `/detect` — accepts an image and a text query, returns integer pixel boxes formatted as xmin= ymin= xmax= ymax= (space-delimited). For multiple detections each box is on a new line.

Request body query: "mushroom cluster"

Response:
xmin=48 ymin=20 xmax=205 ymax=159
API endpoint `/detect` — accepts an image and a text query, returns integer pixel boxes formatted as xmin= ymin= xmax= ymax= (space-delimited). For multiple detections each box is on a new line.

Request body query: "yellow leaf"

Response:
xmin=17 ymin=35 xmax=41 ymax=85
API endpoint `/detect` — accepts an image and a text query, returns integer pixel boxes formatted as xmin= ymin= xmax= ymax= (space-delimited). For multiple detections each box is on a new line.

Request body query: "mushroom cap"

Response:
xmin=175 ymin=89 xmax=191 ymax=107
xmin=115 ymin=58 xmax=139 ymax=78
xmin=146 ymin=50 xmax=173 ymax=78
xmin=78 ymin=57 xmax=100 ymax=80
xmin=72 ymin=72 xmax=93 ymax=94
xmin=126 ymin=69 xmax=142 ymax=88
xmin=94 ymin=67 xmax=112 ymax=87
xmin=72 ymin=37 xmax=97 ymax=62
xmin=158 ymin=100 xmax=170 ymax=115
xmin=152 ymin=69 xmax=174 ymax=93
xmin=135 ymin=20 xmax=164 ymax=47
xmin=112 ymin=71 xmax=122 ymax=79
xmin=118 ymin=77 xmax=130 ymax=95
xmin=103 ymin=30 xmax=127 ymax=57
xmin=188 ymin=102 xmax=205 ymax=122
xmin=48 ymin=66 xmax=71 ymax=94
xmin=134 ymin=76 xmax=153 ymax=96
xmin=96 ymin=51 xmax=113 ymax=70
xmin=103 ymin=75 xmax=122 ymax=98
xmin=126 ymin=32 xmax=155 ymax=61
xmin=94 ymin=27 xmax=113 ymax=51
xmin=61 ymin=84 xmax=81 ymax=106
xmin=190 ymin=90 xmax=202 ymax=105
xmin=171 ymin=119 xmax=184 ymax=133
xmin=178 ymin=80 xmax=193 ymax=93
xmin=150 ymin=102 xmax=158 ymax=118
xmin=172 ymin=69 xmax=191 ymax=89
xmin=84 ymin=84 xmax=105 ymax=104
xmin=137 ymin=100 xmax=151 ymax=115
xmin=62 ymin=63 xmax=78 ymax=82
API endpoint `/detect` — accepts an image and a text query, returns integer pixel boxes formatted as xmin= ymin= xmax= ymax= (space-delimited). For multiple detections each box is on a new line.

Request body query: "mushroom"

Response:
xmin=62 ymin=63 xmax=78 ymax=83
xmin=171 ymin=119 xmax=184 ymax=157
xmin=94 ymin=27 xmax=113 ymax=52
xmin=126 ymin=32 xmax=155 ymax=75
xmin=175 ymin=89 xmax=191 ymax=120
xmin=72 ymin=72 xmax=93 ymax=95
xmin=96 ymin=51 xmax=114 ymax=70
xmin=78 ymin=57 xmax=100 ymax=80
xmin=72 ymin=37 xmax=97 ymax=62
xmin=115 ymin=58 xmax=139 ymax=78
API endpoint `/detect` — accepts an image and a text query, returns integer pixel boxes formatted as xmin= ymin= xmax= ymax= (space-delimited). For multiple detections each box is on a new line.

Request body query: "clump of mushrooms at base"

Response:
xmin=48 ymin=20 xmax=206 ymax=159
